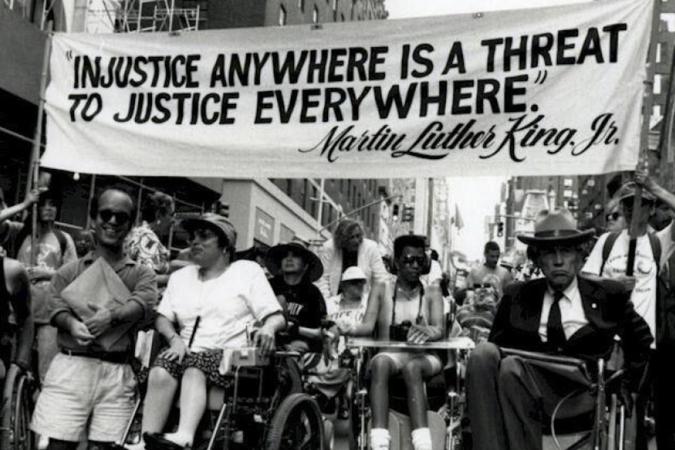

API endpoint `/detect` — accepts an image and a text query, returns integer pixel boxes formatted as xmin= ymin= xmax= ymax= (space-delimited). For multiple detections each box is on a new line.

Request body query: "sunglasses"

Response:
xmin=605 ymin=212 xmax=621 ymax=221
xmin=400 ymin=255 xmax=426 ymax=266
xmin=98 ymin=209 xmax=131 ymax=224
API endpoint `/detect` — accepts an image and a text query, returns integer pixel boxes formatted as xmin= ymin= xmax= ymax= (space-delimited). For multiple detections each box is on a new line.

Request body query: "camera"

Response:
xmin=389 ymin=320 xmax=412 ymax=342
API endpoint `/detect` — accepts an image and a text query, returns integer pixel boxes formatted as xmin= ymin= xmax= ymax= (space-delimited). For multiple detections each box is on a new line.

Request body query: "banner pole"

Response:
xmin=28 ymin=28 xmax=53 ymax=267
xmin=627 ymin=0 xmax=661 ymax=276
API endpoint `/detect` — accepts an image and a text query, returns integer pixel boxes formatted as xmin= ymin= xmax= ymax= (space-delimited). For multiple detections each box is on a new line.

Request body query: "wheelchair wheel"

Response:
xmin=1 ymin=368 xmax=36 ymax=450
xmin=265 ymin=393 xmax=325 ymax=450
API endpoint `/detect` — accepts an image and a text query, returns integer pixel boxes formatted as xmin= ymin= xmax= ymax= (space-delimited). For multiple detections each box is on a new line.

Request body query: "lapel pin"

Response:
xmin=591 ymin=303 xmax=597 ymax=309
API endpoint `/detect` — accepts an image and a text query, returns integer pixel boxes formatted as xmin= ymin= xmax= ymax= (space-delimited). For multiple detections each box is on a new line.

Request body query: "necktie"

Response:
xmin=547 ymin=291 xmax=566 ymax=350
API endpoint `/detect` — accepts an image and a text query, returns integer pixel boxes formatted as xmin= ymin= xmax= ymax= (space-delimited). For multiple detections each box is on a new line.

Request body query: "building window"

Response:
xmin=298 ymin=0 xmax=304 ymax=12
xmin=312 ymin=5 xmax=319 ymax=23
xmin=278 ymin=4 xmax=287 ymax=26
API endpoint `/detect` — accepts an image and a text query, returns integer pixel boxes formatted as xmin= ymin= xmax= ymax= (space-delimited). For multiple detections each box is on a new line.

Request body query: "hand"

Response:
xmin=26 ymin=266 xmax=53 ymax=281
xmin=159 ymin=335 xmax=188 ymax=363
xmin=617 ymin=383 xmax=635 ymax=418
xmin=615 ymin=275 xmax=636 ymax=292
xmin=254 ymin=326 xmax=276 ymax=356
xmin=407 ymin=324 xmax=434 ymax=344
xmin=83 ymin=303 xmax=113 ymax=337
xmin=336 ymin=319 xmax=354 ymax=335
xmin=10 ymin=361 xmax=29 ymax=374
xmin=23 ymin=189 xmax=41 ymax=207
xmin=634 ymin=168 xmax=657 ymax=192
xmin=69 ymin=319 xmax=95 ymax=346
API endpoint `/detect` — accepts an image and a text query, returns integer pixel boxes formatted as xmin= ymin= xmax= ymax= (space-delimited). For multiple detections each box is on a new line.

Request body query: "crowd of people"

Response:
xmin=0 ymin=168 xmax=674 ymax=450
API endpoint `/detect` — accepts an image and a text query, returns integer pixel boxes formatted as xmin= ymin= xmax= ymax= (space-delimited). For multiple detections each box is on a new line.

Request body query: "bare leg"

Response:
xmin=370 ymin=356 xmax=396 ymax=429
xmin=401 ymin=358 xmax=434 ymax=430
xmin=164 ymin=368 xmax=208 ymax=446
xmin=141 ymin=367 xmax=179 ymax=435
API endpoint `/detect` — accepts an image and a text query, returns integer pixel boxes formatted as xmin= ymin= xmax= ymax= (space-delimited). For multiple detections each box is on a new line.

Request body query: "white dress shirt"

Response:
xmin=538 ymin=277 xmax=589 ymax=342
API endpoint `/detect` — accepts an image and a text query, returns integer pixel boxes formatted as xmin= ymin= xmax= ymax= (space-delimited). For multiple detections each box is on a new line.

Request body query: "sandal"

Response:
xmin=143 ymin=432 xmax=191 ymax=450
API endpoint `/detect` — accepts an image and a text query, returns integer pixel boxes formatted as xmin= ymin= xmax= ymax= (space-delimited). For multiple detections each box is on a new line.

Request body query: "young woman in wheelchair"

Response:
xmin=342 ymin=234 xmax=444 ymax=450
xmin=135 ymin=213 xmax=285 ymax=449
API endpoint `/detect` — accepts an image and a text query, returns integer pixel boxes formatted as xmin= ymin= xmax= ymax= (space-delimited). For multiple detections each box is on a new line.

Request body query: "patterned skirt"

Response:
xmin=153 ymin=348 xmax=231 ymax=388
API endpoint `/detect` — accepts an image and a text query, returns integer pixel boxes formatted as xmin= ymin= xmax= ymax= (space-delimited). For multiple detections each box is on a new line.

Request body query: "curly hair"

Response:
xmin=333 ymin=219 xmax=363 ymax=250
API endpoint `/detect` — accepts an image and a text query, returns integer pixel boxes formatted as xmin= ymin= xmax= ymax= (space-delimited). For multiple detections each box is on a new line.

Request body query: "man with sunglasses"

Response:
xmin=31 ymin=187 xmax=158 ymax=450
xmin=584 ymin=172 xmax=675 ymax=450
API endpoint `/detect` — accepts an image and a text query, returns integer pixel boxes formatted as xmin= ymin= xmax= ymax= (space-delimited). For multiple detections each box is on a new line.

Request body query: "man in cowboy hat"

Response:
xmin=466 ymin=210 xmax=653 ymax=450
xmin=267 ymin=241 xmax=326 ymax=353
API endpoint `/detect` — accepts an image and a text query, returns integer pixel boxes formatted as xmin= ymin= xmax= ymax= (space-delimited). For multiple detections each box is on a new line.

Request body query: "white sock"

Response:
xmin=411 ymin=427 xmax=433 ymax=450
xmin=370 ymin=427 xmax=391 ymax=450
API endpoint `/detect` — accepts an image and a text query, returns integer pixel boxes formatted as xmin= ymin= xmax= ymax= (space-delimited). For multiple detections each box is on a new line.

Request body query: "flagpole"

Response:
xmin=627 ymin=0 xmax=660 ymax=276
xmin=28 ymin=28 xmax=53 ymax=267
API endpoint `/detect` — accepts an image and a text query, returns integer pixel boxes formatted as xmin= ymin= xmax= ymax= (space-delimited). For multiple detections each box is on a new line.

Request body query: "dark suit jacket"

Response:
xmin=489 ymin=276 xmax=653 ymax=389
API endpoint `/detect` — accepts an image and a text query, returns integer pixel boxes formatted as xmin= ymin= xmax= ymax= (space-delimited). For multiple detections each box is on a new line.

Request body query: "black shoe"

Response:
xmin=143 ymin=433 xmax=190 ymax=450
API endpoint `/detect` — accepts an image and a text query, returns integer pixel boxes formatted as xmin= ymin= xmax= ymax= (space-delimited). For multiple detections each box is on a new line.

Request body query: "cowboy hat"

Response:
xmin=517 ymin=210 xmax=595 ymax=247
xmin=266 ymin=242 xmax=324 ymax=282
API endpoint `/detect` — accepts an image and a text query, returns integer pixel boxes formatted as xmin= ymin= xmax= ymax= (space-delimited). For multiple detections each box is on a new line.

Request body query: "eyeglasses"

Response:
xmin=400 ymin=255 xmax=426 ymax=266
xmin=98 ymin=209 xmax=131 ymax=224
xmin=605 ymin=212 xmax=621 ymax=221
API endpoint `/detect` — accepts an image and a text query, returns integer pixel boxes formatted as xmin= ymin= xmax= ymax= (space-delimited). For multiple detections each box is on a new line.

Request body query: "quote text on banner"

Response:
xmin=42 ymin=0 xmax=653 ymax=178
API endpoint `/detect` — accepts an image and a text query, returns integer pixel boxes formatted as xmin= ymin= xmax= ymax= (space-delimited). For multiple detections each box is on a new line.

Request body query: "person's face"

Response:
xmin=396 ymin=246 xmax=425 ymax=284
xmin=94 ymin=191 xmax=133 ymax=249
xmin=536 ymin=245 xmax=583 ymax=291
xmin=605 ymin=208 xmax=627 ymax=232
xmin=485 ymin=249 xmax=500 ymax=268
xmin=342 ymin=279 xmax=366 ymax=299
xmin=621 ymin=198 xmax=654 ymax=228
xmin=343 ymin=226 xmax=363 ymax=253
xmin=189 ymin=227 xmax=225 ymax=268
xmin=38 ymin=199 xmax=57 ymax=223
xmin=281 ymin=250 xmax=307 ymax=276
xmin=650 ymin=203 xmax=672 ymax=232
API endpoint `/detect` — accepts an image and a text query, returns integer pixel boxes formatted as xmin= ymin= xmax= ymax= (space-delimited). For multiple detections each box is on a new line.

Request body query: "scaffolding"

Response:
xmin=119 ymin=0 xmax=201 ymax=33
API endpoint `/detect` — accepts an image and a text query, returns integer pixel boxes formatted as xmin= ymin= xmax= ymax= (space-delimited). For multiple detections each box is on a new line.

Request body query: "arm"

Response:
xmin=635 ymin=168 xmax=675 ymax=212
xmin=407 ymin=290 xmax=445 ymax=344
xmin=6 ymin=261 xmax=34 ymax=370
xmin=155 ymin=312 xmax=188 ymax=362
xmin=84 ymin=265 xmax=157 ymax=337
xmin=348 ymin=281 xmax=383 ymax=336
xmin=616 ymin=289 xmax=653 ymax=391
xmin=49 ymin=266 xmax=95 ymax=345
xmin=0 ymin=191 xmax=38 ymax=224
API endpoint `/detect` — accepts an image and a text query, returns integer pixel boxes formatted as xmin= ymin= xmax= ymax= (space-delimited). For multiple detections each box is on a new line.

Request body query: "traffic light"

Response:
xmin=392 ymin=204 xmax=400 ymax=220
xmin=402 ymin=205 xmax=415 ymax=222
xmin=213 ymin=202 xmax=230 ymax=217
xmin=497 ymin=221 xmax=504 ymax=237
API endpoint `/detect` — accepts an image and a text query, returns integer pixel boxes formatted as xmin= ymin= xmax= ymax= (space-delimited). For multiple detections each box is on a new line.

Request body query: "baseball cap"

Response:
xmin=341 ymin=266 xmax=367 ymax=282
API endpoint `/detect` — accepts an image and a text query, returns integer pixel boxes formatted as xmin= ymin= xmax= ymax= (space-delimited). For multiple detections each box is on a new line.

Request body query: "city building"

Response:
xmin=0 ymin=0 xmax=389 ymax=252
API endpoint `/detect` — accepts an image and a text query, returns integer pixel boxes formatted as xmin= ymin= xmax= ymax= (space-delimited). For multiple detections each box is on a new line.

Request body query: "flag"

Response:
xmin=454 ymin=204 xmax=464 ymax=230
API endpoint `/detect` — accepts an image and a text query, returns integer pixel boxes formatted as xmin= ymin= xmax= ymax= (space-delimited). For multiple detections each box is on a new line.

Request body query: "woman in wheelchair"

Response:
xmin=356 ymin=235 xmax=445 ymax=450
xmin=134 ymin=214 xmax=285 ymax=449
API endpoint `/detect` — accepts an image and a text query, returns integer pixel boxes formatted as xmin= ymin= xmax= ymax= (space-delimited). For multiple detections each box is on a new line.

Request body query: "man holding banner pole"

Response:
xmin=582 ymin=168 xmax=675 ymax=449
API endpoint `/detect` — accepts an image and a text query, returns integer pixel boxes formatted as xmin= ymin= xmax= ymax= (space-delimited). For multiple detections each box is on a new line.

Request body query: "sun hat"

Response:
xmin=516 ymin=210 xmax=594 ymax=247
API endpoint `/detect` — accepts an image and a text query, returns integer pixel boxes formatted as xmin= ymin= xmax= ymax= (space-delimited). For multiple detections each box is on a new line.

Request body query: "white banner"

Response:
xmin=42 ymin=0 xmax=653 ymax=178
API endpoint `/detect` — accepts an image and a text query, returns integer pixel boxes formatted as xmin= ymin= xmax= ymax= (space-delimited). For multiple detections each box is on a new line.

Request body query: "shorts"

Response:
xmin=31 ymin=353 xmax=137 ymax=442
xmin=153 ymin=349 xmax=231 ymax=388
xmin=370 ymin=351 xmax=442 ymax=375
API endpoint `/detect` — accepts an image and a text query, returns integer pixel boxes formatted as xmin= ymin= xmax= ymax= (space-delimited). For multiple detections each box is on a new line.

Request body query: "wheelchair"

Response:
xmin=120 ymin=336 xmax=326 ymax=450
xmin=345 ymin=336 xmax=474 ymax=450
xmin=0 ymin=331 xmax=38 ymax=450
xmin=498 ymin=347 xmax=639 ymax=450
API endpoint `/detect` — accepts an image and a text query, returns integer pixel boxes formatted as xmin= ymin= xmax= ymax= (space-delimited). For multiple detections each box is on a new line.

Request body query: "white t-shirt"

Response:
xmin=325 ymin=294 xmax=366 ymax=331
xmin=157 ymin=260 xmax=282 ymax=352
xmin=582 ymin=228 xmax=672 ymax=343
